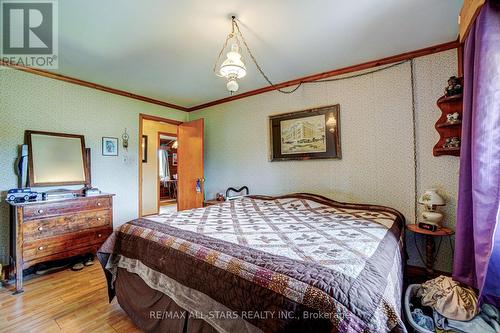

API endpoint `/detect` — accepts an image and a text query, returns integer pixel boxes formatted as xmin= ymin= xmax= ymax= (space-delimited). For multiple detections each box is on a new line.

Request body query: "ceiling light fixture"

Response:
xmin=213 ymin=17 xmax=413 ymax=96
xmin=214 ymin=16 xmax=303 ymax=95
xmin=219 ymin=43 xmax=246 ymax=93
xmin=213 ymin=16 xmax=246 ymax=94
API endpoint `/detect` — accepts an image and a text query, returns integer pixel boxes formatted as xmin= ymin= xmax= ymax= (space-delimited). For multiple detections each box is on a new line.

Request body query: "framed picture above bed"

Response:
xmin=269 ymin=104 xmax=341 ymax=161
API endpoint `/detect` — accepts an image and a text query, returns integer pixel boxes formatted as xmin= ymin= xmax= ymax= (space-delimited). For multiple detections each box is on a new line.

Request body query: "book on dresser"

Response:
xmin=7 ymin=193 xmax=114 ymax=294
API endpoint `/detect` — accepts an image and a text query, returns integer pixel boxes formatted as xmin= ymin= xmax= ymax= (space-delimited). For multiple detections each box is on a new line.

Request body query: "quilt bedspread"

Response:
xmin=99 ymin=194 xmax=406 ymax=333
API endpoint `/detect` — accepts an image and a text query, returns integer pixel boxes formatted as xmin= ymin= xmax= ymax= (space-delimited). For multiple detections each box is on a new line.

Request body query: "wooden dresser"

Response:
xmin=8 ymin=194 xmax=114 ymax=294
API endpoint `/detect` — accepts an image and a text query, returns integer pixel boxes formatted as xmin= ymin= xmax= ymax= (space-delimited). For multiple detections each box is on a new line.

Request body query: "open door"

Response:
xmin=177 ymin=119 xmax=204 ymax=211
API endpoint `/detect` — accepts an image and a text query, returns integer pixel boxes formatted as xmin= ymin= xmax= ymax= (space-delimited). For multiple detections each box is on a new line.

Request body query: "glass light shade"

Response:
xmin=418 ymin=189 xmax=445 ymax=210
xmin=226 ymin=78 xmax=239 ymax=92
xmin=219 ymin=44 xmax=247 ymax=79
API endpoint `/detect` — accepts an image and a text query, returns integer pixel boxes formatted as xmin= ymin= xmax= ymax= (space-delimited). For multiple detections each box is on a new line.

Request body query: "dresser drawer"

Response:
xmin=23 ymin=197 xmax=111 ymax=221
xmin=23 ymin=226 xmax=112 ymax=262
xmin=23 ymin=210 xmax=111 ymax=241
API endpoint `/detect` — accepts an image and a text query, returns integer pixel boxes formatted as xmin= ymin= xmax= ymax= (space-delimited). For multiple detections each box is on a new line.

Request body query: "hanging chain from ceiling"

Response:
xmin=213 ymin=17 xmax=413 ymax=94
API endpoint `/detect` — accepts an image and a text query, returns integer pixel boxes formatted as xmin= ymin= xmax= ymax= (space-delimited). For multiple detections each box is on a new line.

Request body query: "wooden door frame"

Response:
xmin=138 ymin=113 xmax=182 ymax=217
xmin=157 ymin=131 xmax=177 ymax=213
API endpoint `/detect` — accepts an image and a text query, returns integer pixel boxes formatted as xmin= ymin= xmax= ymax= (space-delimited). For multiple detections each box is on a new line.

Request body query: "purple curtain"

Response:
xmin=453 ymin=0 xmax=500 ymax=307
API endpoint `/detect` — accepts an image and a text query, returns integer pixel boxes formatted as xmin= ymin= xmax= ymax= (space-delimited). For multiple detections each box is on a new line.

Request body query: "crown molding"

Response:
xmin=188 ymin=40 xmax=459 ymax=111
xmin=1 ymin=40 xmax=459 ymax=113
xmin=0 ymin=60 xmax=190 ymax=112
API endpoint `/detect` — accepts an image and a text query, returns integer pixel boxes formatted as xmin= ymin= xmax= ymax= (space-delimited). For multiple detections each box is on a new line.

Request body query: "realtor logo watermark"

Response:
xmin=1 ymin=0 xmax=58 ymax=69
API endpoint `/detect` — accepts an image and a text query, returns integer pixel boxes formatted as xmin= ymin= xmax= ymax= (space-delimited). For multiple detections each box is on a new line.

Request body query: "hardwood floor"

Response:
xmin=0 ymin=264 xmax=142 ymax=333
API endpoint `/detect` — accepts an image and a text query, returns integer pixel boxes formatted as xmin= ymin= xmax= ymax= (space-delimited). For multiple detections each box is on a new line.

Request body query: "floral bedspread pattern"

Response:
xmin=148 ymin=197 xmax=397 ymax=279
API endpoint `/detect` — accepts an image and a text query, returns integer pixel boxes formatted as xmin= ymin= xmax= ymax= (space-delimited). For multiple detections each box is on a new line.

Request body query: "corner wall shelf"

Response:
xmin=436 ymin=121 xmax=462 ymax=129
xmin=434 ymin=147 xmax=461 ymax=154
xmin=433 ymin=81 xmax=463 ymax=157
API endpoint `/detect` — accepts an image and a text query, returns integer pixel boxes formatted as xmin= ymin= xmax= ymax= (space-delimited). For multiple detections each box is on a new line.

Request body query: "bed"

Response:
xmin=98 ymin=193 xmax=407 ymax=333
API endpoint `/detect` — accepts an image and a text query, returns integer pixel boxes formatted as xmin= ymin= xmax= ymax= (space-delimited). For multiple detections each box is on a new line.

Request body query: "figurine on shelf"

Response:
xmin=446 ymin=112 xmax=460 ymax=124
xmin=443 ymin=137 xmax=461 ymax=149
xmin=450 ymin=137 xmax=460 ymax=148
xmin=445 ymin=76 xmax=462 ymax=97
xmin=443 ymin=138 xmax=451 ymax=149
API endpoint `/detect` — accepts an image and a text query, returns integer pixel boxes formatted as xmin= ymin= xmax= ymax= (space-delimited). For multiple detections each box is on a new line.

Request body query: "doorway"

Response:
xmin=138 ymin=114 xmax=204 ymax=217
xmin=158 ymin=133 xmax=178 ymax=214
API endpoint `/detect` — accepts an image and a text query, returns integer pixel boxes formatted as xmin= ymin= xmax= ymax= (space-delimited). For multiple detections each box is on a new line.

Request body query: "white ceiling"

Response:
xmin=55 ymin=0 xmax=463 ymax=108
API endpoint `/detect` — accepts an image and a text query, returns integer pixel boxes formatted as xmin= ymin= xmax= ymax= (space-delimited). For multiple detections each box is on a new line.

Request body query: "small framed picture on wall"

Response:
xmin=142 ymin=135 xmax=148 ymax=163
xmin=102 ymin=137 xmax=118 ymax=156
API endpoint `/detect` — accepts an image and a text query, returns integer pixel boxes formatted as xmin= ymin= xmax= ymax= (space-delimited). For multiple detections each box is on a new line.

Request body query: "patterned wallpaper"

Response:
xmin=0 ymin=50 xmax=459 ymax=272
xmin=0 ymin=68 xmax=188 ymax=264
xmin=190 ymin=50 xmax=459 ymax=272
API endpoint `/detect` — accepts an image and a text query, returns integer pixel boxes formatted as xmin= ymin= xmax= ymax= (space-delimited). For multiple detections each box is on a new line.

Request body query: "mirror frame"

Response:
xmin=26 ymin=130 xmax=90 ymax=187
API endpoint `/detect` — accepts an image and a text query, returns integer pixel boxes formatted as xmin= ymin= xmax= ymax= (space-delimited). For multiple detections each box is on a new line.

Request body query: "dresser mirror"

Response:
xmin=26 ymin=130 xmax=90 ymax=187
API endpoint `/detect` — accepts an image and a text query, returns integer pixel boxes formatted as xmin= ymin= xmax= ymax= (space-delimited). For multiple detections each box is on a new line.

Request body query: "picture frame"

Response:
xmin=269 ymin=104 xmax=341 ymax=161
xmin=142 ymin=135 xmax=148 ymax=163
xmin=102 ymin=137 xmax=118 ymax=156
xmin=172 ymin=152 xmax=178 ymax=166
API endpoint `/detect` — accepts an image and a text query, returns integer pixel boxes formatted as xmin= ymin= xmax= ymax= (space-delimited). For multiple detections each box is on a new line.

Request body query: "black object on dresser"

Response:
xmin=7 ymin=194 xmax=114 ymax=294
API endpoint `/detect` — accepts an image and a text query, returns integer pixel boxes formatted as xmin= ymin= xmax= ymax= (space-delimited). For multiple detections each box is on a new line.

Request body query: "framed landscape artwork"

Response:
xmin=269 ymin=104 xmax=341 ymax=161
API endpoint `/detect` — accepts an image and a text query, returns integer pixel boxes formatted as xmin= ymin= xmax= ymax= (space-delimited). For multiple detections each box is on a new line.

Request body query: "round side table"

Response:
xmin=407 ymin=224 xmax=454 ymax=276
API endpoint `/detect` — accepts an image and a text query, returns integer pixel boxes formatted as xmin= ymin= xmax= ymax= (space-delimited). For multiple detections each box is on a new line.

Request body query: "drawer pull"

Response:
xmin=97 ymin=217 xmax=102 ymax=221
xmin=38 ymin=246 xmax=44 ymax=251
xmin=98 ymin=234 xmax=102 ymax=238
xmin=38 ymin=226 xmax=43 ymax=231
xmin=96 ymin=202 xmax=102 ymax=206
xmin=37 ymin=209 xmax=44 ymax=214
